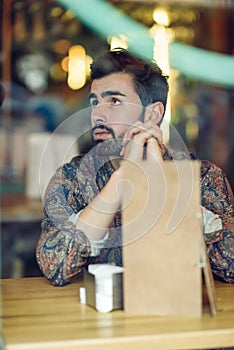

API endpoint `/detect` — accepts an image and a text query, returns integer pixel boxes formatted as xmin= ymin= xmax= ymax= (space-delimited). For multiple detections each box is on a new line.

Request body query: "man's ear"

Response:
xmin=144 ymin=102 xmax=164 ymax=125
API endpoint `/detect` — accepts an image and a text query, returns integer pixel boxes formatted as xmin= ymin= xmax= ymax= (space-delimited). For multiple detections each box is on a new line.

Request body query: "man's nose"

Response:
xmin=91 ymin=104 xmax=107 ymax=124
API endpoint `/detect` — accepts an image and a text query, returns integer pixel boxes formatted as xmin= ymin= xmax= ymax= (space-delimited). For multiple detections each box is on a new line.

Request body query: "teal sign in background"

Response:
xmin=58 ymin=0 xmax=234 ymax=88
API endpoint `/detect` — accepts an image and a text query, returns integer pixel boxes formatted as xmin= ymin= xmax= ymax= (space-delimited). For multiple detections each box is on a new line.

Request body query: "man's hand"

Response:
xmin=120 ymin=119 xmax=163 ymax=161
xmin=75 ymin=120 xmax=163 ymax=242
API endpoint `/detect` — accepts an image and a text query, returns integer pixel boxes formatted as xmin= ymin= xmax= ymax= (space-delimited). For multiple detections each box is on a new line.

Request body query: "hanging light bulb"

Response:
xmin=150 ymin=9 xmax=171 ymax=144
xmin=108 ymin=35 xmax=128 ymax=50
xmin=67 ymin=45 xmax=86 ymax=90
xmin=153 ymin=7 xmax=170 ymax=27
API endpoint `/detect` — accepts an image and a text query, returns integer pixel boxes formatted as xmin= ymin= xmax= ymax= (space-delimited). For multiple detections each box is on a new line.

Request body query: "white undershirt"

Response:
xmin=68 ymin=211 xmax=109 ymax=256
xmin=68 ymin=206 xmax=222 ymax=256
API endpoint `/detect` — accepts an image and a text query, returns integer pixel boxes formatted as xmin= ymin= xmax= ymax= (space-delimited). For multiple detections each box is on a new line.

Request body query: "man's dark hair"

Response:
xmin=0 ymin=82 xmax=5 ymax=107
xmin=90 ymin=48 xmax=169 ymax=112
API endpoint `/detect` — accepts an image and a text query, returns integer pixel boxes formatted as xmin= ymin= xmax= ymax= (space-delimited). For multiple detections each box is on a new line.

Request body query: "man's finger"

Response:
xmin=147 ymin=138 xmax=163 ymax=161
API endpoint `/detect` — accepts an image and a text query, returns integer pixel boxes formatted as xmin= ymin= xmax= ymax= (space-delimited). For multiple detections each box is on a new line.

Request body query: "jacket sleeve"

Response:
xmin=35 ymin=163 xmax=91 ymax=286
xmin=201 ymin=161 xmax=234 ymax=283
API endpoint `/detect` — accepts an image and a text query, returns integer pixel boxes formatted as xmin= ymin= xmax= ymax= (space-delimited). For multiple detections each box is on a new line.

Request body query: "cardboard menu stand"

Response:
xmin=121 ymin=159 xmax=217 ymax=318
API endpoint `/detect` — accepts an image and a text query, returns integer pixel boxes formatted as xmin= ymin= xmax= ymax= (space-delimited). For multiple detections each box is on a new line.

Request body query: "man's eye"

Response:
xmin=90 ymin=100 xmax=98 ymax=108
xmin=111 ymin=97 xmax=121 ymax=105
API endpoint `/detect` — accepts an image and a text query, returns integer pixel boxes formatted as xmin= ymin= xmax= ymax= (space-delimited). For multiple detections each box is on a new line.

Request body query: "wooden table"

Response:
xmin=1 ymin=193 xmax=43 ymax=223
xmin=1 ymin=277 xmax=234 ymax=350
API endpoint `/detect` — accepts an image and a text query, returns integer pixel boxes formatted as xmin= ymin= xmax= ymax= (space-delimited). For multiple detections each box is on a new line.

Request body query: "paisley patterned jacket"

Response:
xmin=36 ymin=148 xmax=234 ymax=286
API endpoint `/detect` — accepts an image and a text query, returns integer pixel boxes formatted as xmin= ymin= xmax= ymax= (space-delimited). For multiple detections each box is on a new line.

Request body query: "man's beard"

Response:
xmin=91 ymin=124 xmax=123 ymax=156
xmin=91 ymin=106 xmax=146 ymax=156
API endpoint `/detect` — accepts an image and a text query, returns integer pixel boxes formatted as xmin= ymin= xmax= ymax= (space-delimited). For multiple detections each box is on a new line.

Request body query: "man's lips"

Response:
xmin=94 ymin=128 xmax=109 ymax=134
xmin=92 ymin=124 xmax=115 ymax=140
xmin=93 ymin=128 xmax=111 ymax=138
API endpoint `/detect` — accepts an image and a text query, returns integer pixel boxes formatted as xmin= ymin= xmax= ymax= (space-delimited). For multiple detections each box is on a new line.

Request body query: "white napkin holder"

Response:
xmin=80 ymin=264 xmax=124 ymax=313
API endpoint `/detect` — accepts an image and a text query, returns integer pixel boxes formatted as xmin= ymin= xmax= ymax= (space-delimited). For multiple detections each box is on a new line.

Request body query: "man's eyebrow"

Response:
xmin=89 ymin=93 xmax=97 ymax=101
xmin=89 ymin=91 xmax=126 ymax=100
xmin=101 ymin=90 xmax=126 ymax=98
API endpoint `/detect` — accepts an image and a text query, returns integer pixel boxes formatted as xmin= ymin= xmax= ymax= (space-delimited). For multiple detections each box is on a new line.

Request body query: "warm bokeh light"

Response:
xmin=61 ymin=48 xmax=93 ymax=89
xmin=53 ymin=39 xmax=71 ymax=55
xmin=153 ymin=8 xmax=170 ymax=27
xmin=150 ymin=24 xmax=171 ymax=75
xmin=50 ymin=6 xmax=63 ymax=17
xmin=67 ymin=45 xmax=86 ymax=90
xmin=150 ymin=23 xmax=171 ymax=143
xmin=50 ymin=62 xmax=67 ymax=81
xmin=108 ymin=35 xmax=128 ymax=50
xmin=69 ymin=44 xmax=86 ymax=58
xmin=61 ymin=56 xmax=69 ymax=72
xmin=61 ymin=9 xmax=75 ymax=22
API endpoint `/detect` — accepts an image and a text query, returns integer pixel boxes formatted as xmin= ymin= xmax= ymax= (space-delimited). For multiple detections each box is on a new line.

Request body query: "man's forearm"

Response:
xmin=36 ymin=217 xmax=91 ymax=286
xmin=75 ymin=170 xmax=122 ymax=241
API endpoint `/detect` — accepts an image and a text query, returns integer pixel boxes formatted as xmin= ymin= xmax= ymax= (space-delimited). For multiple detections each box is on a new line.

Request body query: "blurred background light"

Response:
xmin=50 ymin=62 xmax=67 ymax=82
xmin=150 ymin=22 xmax=171 ymax=143
xmin=61 ymin=9 xmax=75 ymax=22
xmin=61 ymin=56 xmax=69 ymax=72
xmin=52 ymin=39 xmax=71 ymax=55
xmin=153 ymin=7 xmax=170 ymax=27
xmin=58 ymin=0 xmax=234 ymax=88
xmin=67 ymin=45 xmax=86 ymax=90
xmin=58 ymin=0 xmax=154 ymax=60
xmin=50 ymin=6 xmax=63 ymax=17
xmin=108 ymin=35 xmax=128 ymax=50
xmin=63 ymin=45 xmax=92 ymax=90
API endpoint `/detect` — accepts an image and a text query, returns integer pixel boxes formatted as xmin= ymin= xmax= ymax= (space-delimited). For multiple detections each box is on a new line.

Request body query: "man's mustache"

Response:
xmin=92 ymin=124 xmax=115 ymax=139
xmin=91 ymin=124 xmax=123 ymax=156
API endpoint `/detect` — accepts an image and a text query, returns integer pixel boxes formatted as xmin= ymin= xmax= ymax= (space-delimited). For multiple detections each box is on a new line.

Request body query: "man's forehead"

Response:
xmin=91 ymin=73 xmax=134 ymax=93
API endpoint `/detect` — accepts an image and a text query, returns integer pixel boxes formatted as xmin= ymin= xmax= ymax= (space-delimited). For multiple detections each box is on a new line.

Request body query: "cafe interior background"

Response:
xmin=0 ymin=0 xmax=234 ymax=279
